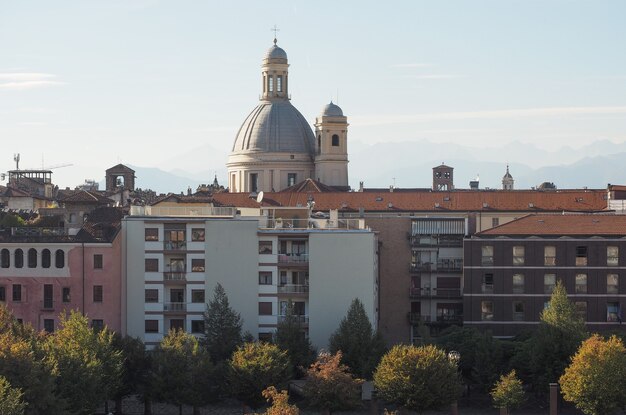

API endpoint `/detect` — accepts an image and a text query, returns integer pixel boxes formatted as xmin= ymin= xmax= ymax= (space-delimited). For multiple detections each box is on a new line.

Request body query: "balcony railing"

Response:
xmin=408 ymin=312 xmax=429 ymax=324
xmin=277 ymin=284 xmax=309 ymax=294
xmin=409 ymin=287 xmax=462 ymax=299
xmin=163 ymin=241 xmax=187 ymax=251
xmin=278 ymin=253 xmax=309 ymax=264
xmin=410 ymin=235 xmax=463 ymax=248
xmin=164 ymin=272 xmax=186 ymax=282
xmin=436 ymin=258 xmax=463 ymax=272
xmin=410 ymin=263 xmax=432 ymax=273
xmin=164 ymin=302 xmax=186 ymax=312
xmin=277 ymin=315 xmax=309 ymax=324
xmin=434 ymin=315 xmax=463 ymax=324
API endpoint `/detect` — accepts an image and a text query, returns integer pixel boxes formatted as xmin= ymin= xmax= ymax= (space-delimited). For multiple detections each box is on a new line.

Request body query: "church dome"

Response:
xmin=265 ymin=44 xmax=287 ymax=62
xmin=232 ymin=100 xmax=315 ymax=155
xmin=321 ymin=101 xmax=343 ymax=117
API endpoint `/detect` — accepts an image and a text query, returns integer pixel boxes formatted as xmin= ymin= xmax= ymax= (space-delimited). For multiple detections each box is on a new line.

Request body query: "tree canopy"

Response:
xmin=203 ymin=283 xmax=243 ymax=363
xmin=491 ymin=370 xmax=525 ymax=413
xmin=274 ymin=300 xmax=315 ymax=377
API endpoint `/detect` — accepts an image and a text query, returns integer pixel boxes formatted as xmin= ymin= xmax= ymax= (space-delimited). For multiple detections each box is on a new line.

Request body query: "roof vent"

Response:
xmin=443 ymin=196 xmax=450 ymax=201
xmin=434 ymin=202 xmax=440 ymax=208
xmin=376 ymin=196 xmax=383 ymax=202
xmin=529 ymin=202 xmax=535 ymax=208
xmin=482 ymin=202 xmax=489 ymax=208
xmin=341 ymin=202 xmax=348 ymax=209
xmin=388 ymin=202 xmax=393 ymax=209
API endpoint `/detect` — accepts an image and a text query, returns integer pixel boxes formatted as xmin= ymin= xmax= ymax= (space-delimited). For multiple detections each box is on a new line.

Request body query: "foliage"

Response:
xmin=0 ymin=214 xmax=25 ymax=229
xmin=303 ymin=351 xmax=363 ymax=412
xmin=0 ymin=376 xmax=26 ymax=415
xmin=228 ymin=342 xmax=291 ymax=408
xmin=262 ymin=386 xmax=299 ymax=415
xmin=373 ymin=344 xmax=461 ymax=413
xmin=491 ymin=370 xmax=525 ymax=411
xmin=329 ymin=298 xmax=386 ymax=378
xmin=153 ymin=329 xmax=215 ymax=411
xmin=112 ymin=335 xmax=155 ymax=407
xmin=540 ymin=280 xmax=587 ymax=337
xmin=560 ymin=334 xmax=626 ymax=415
xmin=203 ymin=283 xmax=243 ymax=363
xmin=273 ymin=300 xmax=316 ymax=377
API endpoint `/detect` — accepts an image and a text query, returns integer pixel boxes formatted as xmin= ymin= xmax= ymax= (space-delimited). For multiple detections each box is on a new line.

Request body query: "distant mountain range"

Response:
xmin=122 ymin=139 xmax=626 ymax=194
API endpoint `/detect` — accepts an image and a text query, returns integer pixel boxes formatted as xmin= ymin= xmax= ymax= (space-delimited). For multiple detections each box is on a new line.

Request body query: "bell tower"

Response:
xmin=314 ymin=102 xmax=349 ymax=188
xmin=433 ymin=163 xmax=454 ymax=191
xmin=261 ymin=38 xmax=289 ymax=102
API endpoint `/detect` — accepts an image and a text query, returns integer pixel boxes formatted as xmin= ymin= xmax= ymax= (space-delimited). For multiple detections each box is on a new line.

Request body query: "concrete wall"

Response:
xmin=123 ymin=218 xmax=148 ymax=339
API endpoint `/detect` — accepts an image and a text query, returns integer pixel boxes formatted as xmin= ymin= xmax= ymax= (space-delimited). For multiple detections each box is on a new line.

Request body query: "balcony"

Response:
xmin=277 ymin=284 xmax=309 ymax=294
xmin=164 ymin=272 xmax=187 ymax=282
xmin=163 ymin=241 xmax=187 ymax=251
xmin=408 ymin=312 xmax=430 ymax=324
xmin=436 ymin=258 xmax=463 ymax=273
xmin=278 ymin=315 xmax=309 ymax=324
xmin=278 ymin=253 xmax=309 ymax=266
xmin=410 ymin=235 xmax=463 ymax=248
xmin=409 ymin=287 xmax=462 ymax=299
xmin=431 ymin=315 xmax=463 ymax=325
xmin=410 ymin=263 xmax=432 ymax=273
xmin=163 ymin=302 xmax=187 ymax=313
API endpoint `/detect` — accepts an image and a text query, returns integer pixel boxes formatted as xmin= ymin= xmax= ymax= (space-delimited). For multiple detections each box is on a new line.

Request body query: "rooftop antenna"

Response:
xmin=271 ymin=24 xmax=280 ymax=44
xmin=13 ymin=153 xmax=20 ymax=170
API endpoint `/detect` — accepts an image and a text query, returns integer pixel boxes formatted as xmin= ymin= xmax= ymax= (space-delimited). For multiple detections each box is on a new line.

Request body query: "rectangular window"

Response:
xmin=512 ymin=274 xmax=525 ymax=294
xmin=43 ymin=319 xmax=54 ymax=333
xmin=62 ymin=287 xmax=71 ymax=303
xmin=575 ymin=301 xmax=587 ymax=319
xmin=277 ymin=75 xmax=282 ymax=92
xmin=250 ymin=173 xmax=258 ymax=193
xmin=512 ymin=301 xmax=524 ymax=321
xmin=268 ymin=75 xmax=274 ymax=92
xmin=280 ymin=270 xmax=287 ymax=285
xmin=191 ymin=228 xmax=205 ymax=242
xmin=93 ymin=254 xmax=103 ymax=269
xmin=608 ymin=246 xmax=619 ymax=267
xmin=93 ymin=285 xmax=103 ymax=303
xmin=145 ymin=320 xmax=159 ymax=333
xmin=575 ymin=274 xmax=587 ymax=294
xmin=481 ymin=245 xmax=494 ymax=266
xmin=0 ymin=286 xmax=5 ymax=302
xmin=481 ymin=301 xmax=494 ymax=321
xmin=491 ymin=217 xmax=499 ymax=228
xmin=512 ymin=246 xmax=525 ymax=266
xmin=576 ymin=246 xmax=588 ymax=266
xmin=482 ymin=273 xmax=494 ymax=293
xmin=145 ymin=258 xmax=158 ymax=272
xmin=145 ymin=289 xmax=158 ymax=303
xmin=544 ymin=274 xmax=556 ymax=294
xmin=607 ymin=302 xmax=621 ymax=322
xmin=287 ymin=173 xmax=297 ymax=187
xmin=259 ymin=302 xmax=272 ymax=316
xmin=91 ymin=319 xmax=104 ymax=331
xmin=12 ymin=284 xmax=21 ymax=302
xmin=259 ymin=332 xmax=273 ymax=342
xmin=259 ymin=272 xmax=272 ymax=285
xmin=607 ymin=274 xmax=619 ymax=294
xmin=544 ymin=246 xmax=556 ymax=266
xmin=170 ymin=320 xmax=185 ymax=331
xmin=43 ymin=284 xmax=53 ymax=309
xmin=191 ymin=320 xmax=205 ymax=334
xmin=145 ymin=228 xmax=159 ymax=241
xmin=259 ymin=241 xmax=273 ymax=254
xmin=191 ymin=259 xmax=205 ymax=272
xmin=191 ymin=289 xmax=205 ymax=303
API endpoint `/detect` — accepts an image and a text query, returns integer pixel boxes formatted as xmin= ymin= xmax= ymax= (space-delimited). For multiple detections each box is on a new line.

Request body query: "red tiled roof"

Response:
xmin=280 ymin=178 xmax=338 ymax=193
xmin=150 ymin=193 xmax=216 ymax=206
xmin=478 ymin=214 xmax=626 ymax=236
xmin=212 ymin=189 xmax=608 ymax=212
xmin=59 ymin=190 xmax=112 ymax=204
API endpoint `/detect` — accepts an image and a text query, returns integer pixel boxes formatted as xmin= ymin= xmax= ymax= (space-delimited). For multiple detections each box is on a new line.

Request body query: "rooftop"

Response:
xmin=478 ymin=213 xmax=626 ymax=236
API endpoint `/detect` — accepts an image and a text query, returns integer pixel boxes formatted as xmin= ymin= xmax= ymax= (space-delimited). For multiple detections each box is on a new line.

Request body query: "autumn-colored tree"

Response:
xmin=262 ymin=386 xmax=299 ymax=415
xmin=0 ymin=376 xmax=26 ymax=415
xmin=374 ymin=344 xmax=461 ymax=413
xmin=228 ymin=342 xmax=291 ymax=408
xmin=491 ymin=370 xmax=525 ymax=414
xmin=303 ymin=351 xmax=363 ymax=413
xmin=560 ymin=334 xmax=626 ymax=415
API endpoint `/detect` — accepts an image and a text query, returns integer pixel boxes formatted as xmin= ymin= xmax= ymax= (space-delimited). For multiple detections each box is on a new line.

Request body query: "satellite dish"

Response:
xmin=256 ymin=191 xmax=264 ymax=203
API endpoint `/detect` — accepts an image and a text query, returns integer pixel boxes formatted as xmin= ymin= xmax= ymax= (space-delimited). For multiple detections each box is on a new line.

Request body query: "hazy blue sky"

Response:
xmin=1 ymin=0 xmax=625 ymax=188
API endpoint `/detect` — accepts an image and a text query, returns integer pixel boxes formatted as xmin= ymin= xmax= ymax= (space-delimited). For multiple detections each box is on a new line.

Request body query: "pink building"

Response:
xmin=0 ymin=207 xmax=123 ymax=333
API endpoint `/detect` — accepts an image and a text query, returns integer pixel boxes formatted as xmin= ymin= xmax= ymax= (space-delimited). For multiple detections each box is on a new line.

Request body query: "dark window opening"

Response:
xmin=28 ymin=248 xmax=37 ymax=268
xmin=332 ymin=134 xmax=340 ymax=146
xmin=14 ymin=249 xmax=23 ymax=268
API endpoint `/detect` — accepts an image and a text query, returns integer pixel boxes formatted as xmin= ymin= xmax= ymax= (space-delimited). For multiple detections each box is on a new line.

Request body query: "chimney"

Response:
xmin=359 ymin=181 xmax=364 ymax=192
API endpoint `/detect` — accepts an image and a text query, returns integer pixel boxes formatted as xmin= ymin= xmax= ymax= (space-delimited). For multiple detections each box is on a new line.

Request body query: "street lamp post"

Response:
xmin=448 ymin=350 xmax=461 ymax=415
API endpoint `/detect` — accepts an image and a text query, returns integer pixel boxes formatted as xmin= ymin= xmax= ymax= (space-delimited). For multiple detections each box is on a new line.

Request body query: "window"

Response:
xmin=145 ymin=320 xmax=159 ymax=333
xmin=62 ymin=287 xmax=71 ymax=303
xmin=576 ymin=246 xmax=588 ymax=266
xmin=42 ymin=249 xmax=51 ymax=268
xmin=0 ymin=286 xmax=5 ymax=302
xmin=544 ymin=274 xmax=556 ymax=294
xmin=544 ymin=246 xmax=556 ymax=266
xmin=608 ymin=246 xmax=619 ymax=266
xmin=191 ymin=259 xmax=205 ymax=272
xmin=512 ymin=301 xmax=524 ymax=321
xmin=512 ymin=246 xmax=524 ymax=266
xmin=91 ymin=319 xmax=104 ymax=331
xmin=170 ymin=319 xmax=184 ymax=331
xmin=28 ymin=248 xmax=37 ymax=268
xmin=145 ymin=228 xmax=159 ymax=241
xmin=287 ymin=173 xmax=297 ymax=187
xmin=481 ymin=245 xmax=494 ymax=266
xmin=607 ymin=302 xmax=621 ymax=322
xmin=191 ymin=228 xmax=205 ymax=242
xmin=575 ymin=301 xmax=587 ymax=319
xmin=0 ymin=249 xmax=9 ymax=268
xmin=191 ymin=289 xmax=205 ymax=303
xmin=259 ymin=332 xmax=273 ymax=343
xmin=575 ymin=274 xmax=587 ymax=294
xmin=259 ymin=272 xmax=272 ymax=285
xmin=191 ymin=320 xmax=205 ymax=334
xmin=145 ymin=289 xmax=158 ymax=303
xmin=512 ymin=274 xmax=525 ymax=294
xmin=145 ymin=258 xmax=159 ymax=272
xmin=482 ymin=273 xmax=494 ymax=293
xmin=280 ymin=270 xmax=287 ymax=285
xmin=607 ymin=274 xmax=619 ymax=294
xmin=93 ymin=285 xmax=103 ymax=303
xmin=331 ymin=134 xmax=339 ymax=146
xmin=259 ymin=302 xmax=272 ymax=316
xmin=43 ymin=319 xmax=54 ymax=333
xmin=250 ymin=173 xmax=258 ymax=192
xmin=43 ymin=284 xmax=53 ymax=309
xmin=93 ymin=254 xmax=103 ymax=269
xmin=14 ymin=249 xmax=23 ymax=268
xmin=481 ymin=301 xmax=494 ymax=321
xmin=276 ymin=75 xmax=282 ymax=92
xmin=259 ymin=241 xmax=273 ymax=254
xmin=491 ymin=217 xmax=499 ymax=228
xmin=268 ymin=75 xmax=274 ymax=92
xmin=12 ymin=284 xmax=21 ymax=302
xmin=55 ymin=250 xmax=64 ymax=268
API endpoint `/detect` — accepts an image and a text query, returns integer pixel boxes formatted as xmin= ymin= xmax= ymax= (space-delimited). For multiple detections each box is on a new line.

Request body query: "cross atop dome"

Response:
xmin=271 ymin=24 xmax=279 ymax=45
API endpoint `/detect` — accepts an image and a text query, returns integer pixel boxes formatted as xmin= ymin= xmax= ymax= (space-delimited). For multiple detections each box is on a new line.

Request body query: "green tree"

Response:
xmin=491 ymin=370 xmax=525 ymax=414
xmin=153 ymin=329 xmax=215 ymax=415
xmin=274 ymin=300 xmax=315 ymax=377
xmin=228 ymin=342 xmax=291 ymax=409
xmin=329 ymin=298 xmax=386 ymax=378
xmin=373 ymin=344 xmax=461 ymax=413
xmin=540 ymin=280 xmax=587 ymax=336
xmin=0 ymin=376 xmax=26 ymax=415
xmin=262 ymin=386 xmax=299 ymax=415
xmin=112 ymin=335 xmax=155 ymax=415
xmin=560 ymin=334 xmax=626 ymax=415
xmin=0 ymin=214 xmax=25 ymax=229
xmin=303 ymin=351 xmax=363 ymax=413
xmin=203 ymin=283 xmax=243 ymax=363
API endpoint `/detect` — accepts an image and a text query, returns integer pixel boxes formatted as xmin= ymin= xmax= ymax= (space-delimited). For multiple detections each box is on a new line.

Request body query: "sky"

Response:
xmin=1 ymin=0 xmax=625 ymax=189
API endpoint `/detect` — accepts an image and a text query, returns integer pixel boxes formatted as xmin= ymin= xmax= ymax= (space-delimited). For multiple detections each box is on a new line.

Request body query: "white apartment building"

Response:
xmin=121 ymin=206 xmax=378 ymax=350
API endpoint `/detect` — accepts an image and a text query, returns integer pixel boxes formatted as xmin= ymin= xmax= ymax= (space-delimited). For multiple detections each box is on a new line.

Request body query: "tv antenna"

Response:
xmin=13 ymin=153 xmax=20 ymax=170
